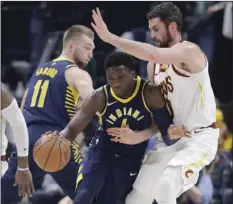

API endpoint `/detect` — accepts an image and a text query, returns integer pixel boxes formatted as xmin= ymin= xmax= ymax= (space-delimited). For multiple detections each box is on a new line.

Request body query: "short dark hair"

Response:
xmin=63 ymin=25 xmax=94 ymax=47
xmin=147 ymin=2 xmax=183 ymax=32
xmin=104 ymin=52 xmax=136 ymax=72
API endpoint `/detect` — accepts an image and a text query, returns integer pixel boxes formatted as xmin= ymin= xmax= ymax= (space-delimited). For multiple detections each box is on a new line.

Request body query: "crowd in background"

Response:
xmin=1 ymin=2 xmax=232 ymax=204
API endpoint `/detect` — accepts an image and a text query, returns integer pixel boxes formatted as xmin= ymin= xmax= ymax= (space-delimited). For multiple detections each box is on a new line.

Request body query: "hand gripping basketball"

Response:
xmin=33 ymin=131 xmax=71 ymax=172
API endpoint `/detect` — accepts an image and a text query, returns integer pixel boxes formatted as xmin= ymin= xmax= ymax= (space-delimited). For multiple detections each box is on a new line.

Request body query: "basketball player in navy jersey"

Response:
xmin=52 ymin=51 xmax=184 ymax=204
xmin=1 ymin=25 xmax=95 ymax=203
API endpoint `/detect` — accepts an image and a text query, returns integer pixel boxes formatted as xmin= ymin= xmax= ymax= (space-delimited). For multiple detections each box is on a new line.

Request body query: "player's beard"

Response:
xmin=73 ymin=52 xmax=86 ymax=69
xmin=155 ymin=26 xmax=173 ymax=48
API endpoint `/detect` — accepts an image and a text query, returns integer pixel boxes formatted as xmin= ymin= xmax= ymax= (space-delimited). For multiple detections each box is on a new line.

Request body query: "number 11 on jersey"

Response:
xmin=30 ymin=80 xmax=49 ymax=108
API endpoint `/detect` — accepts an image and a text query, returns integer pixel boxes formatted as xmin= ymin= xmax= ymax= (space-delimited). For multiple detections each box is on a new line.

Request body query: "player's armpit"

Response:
xmin=61 ymin=88 xmax=105 ymax=142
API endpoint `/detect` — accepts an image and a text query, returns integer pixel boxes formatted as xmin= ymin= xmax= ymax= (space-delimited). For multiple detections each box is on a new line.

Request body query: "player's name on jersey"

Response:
xmin=36 ymin=67 xmax=58 ymax=78
xmin=106 ymin=107 xmax=144 ymax=124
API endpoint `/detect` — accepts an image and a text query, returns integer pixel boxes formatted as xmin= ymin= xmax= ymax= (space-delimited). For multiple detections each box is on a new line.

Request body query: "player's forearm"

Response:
xmin=61 ymin=112 xmax=93 ymax=142
xmin=2 ymin=99 xmax=29 ymax=157
xmin=109 ymin=34 xmax=156 ymax=62
xmin=134 ymin=128 xmax=155 ymax=143
xmin=17 ymin=156 xmax=29 ymax=168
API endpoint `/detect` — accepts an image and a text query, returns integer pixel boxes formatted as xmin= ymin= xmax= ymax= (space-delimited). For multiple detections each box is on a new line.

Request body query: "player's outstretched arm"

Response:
xmin=91 ymin=8 xmax=205 ymax=73
xmin=1 ymin=83 xmax=34 ymax=197
xmin=60 ymin=88 xmax=105 ymax=142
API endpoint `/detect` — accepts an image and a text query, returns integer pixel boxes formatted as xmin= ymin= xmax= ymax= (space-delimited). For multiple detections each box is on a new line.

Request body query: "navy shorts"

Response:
xmin=73 ymin=147 xmax=143 ymax=204
xmin=1 ymin=123 xmax=81 ymax=204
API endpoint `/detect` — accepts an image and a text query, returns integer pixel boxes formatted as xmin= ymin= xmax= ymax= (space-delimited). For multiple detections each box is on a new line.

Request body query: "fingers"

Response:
xmin=111 ymin=137 xmax=121 ymax=143
xmin=25 ymin=184 xmax=32 ymax=198
xmin=107 ymin=128 xmax=121 ymax=136
xmin=30 ymin=180 xmax=35 ymax=193
xmin=96 ymin=7 xmax=103 ymax=21
xmin=92 ymin=10 xmax=102 ymax=28
xmin=18 ymin=184 xmax=26 ymax=197
xmin=91 ymin=22 xmax=99 ymax=33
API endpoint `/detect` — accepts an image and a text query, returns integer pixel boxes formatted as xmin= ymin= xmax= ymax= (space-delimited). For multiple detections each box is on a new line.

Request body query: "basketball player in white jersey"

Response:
xmin=91 ymin=3 xmax=219 ymax=204
xmin=1 ymin=82 xmax=34 ymax=197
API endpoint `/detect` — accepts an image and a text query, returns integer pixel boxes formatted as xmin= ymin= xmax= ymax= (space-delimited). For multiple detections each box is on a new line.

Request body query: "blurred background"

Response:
xmin=1 ymin=1 xmax=232 ymax=204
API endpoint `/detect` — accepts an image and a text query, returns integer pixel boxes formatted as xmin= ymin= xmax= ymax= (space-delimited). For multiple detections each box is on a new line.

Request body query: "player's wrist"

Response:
xmin=17 ymin=156 xmax=29 ymax=168
xmin=108 ymin=33 xmax=119 ymax=45
xmin=60 ymin=129 xmax=75 ymax=143
xmin=17 ymin=167 xmax=29 ymax=171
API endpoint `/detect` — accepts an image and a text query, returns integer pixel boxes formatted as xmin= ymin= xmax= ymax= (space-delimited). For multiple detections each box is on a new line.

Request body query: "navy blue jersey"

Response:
xmin=90 ymin=76 xmax=154 ymax=156
xmin=24 ymin=58 xmax=79 ymax=128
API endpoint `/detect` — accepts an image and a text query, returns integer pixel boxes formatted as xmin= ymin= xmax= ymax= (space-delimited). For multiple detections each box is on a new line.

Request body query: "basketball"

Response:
xmin=33 ymin=132 xmax=71 ymax=172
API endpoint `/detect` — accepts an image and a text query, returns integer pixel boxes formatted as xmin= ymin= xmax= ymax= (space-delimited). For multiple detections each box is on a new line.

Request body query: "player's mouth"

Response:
xmin=112 ymin=87 xmax=121 ymax=94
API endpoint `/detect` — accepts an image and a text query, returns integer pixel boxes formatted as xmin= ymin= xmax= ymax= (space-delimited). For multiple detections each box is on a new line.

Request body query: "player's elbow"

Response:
xmin=148 ymin=52 xmax=157 ymax=62
xmin=148 ymin=46 xmax=159 ymax=63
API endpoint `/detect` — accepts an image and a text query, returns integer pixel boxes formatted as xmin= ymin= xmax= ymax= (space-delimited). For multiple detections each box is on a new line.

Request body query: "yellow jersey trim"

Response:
xmin=184 ymin=152 xmax=208 ymax=170
xmin=53 ymin=57 xmax=75 ymax=63
xmin=99 ymin=85 xmax=108 ymax=125
xmin=110 ymin=76 xmax=141 ymax=103
xmin=141 ymin=81 xmax=152 ymax=114
xmin=197 ymin=82 xmax=204 ymax=107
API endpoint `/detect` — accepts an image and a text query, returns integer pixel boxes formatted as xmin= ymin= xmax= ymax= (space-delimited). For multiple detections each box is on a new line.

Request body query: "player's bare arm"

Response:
xmin=91 ymin=8 xmax=205 ymax=73
xmin=65 ymin=66 xmax=94 ymax=100
xmin=60 ymin=87 xmax=105 ymax=142
xmin=1 ymin=83 xmax=34 ymax=197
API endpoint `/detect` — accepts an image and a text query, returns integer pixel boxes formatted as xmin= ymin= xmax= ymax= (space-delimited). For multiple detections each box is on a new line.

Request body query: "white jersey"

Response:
xmin=153 ymin=60 xmax=216 ymax=132
xmin=1 ymin=116 xmax=8 ymax=156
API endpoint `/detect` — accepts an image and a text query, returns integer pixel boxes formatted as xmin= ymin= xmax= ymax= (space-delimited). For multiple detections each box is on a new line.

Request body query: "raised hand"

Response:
xmin=91 ymin=7 xmax=113 ymax=43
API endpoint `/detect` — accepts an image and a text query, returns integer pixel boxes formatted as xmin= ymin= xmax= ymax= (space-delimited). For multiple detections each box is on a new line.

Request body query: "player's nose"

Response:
xmin=88 ymin=51 xmax=93 ymax=59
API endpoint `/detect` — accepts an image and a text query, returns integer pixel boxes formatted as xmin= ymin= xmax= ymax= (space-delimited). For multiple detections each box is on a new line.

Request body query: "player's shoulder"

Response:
xmin=143 ymin=81 xmax=162 ymax=99
xmin=88 ymin=86 xmax=106 ymax=113
xmin=144 ymin=80 xmax=159 ymax=92
xmin=143 ymin=81 xmax=165 ymax=109
xmin=178 ymin=41 xmax=204 ymax=54
xmin=66 ymin=66 xmax=91 ymax=81
xmin=91 ymin=86 xmax=105 ymax=101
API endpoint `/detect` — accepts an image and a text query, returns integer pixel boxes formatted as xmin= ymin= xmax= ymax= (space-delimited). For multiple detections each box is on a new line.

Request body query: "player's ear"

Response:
xmin=169 ymin=22 xmax=177 ymax=34
xmin=68 ymin=43 xmax=73 ymax=53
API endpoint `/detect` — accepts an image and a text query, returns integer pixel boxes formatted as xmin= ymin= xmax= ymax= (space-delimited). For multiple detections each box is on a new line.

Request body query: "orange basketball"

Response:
xmin=33 ymin=133 xmax=71 ymax=172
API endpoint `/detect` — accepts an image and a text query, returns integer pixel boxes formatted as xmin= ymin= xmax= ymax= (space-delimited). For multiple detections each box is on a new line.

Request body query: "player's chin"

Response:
xmin=112 ymin=88 xmax=124 ymax=96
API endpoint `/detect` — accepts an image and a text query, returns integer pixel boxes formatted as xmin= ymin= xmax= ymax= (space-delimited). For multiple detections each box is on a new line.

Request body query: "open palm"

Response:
xmin=91 ymin=8 xmax=112 ymax=43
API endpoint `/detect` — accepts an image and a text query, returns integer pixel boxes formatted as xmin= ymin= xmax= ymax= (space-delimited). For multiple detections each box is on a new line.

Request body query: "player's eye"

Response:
xmin=85 ymin=46 xmax=91 ymax=51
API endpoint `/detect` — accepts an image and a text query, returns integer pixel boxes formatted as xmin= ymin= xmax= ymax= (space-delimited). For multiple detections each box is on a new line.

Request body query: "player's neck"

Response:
xmin=59 ymin=51 xmax=73 ymax=62
xmin=168 ymin=34 xmax=182 ymax=47
xmin=123 ymin=79 xmax=137 ymax=99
